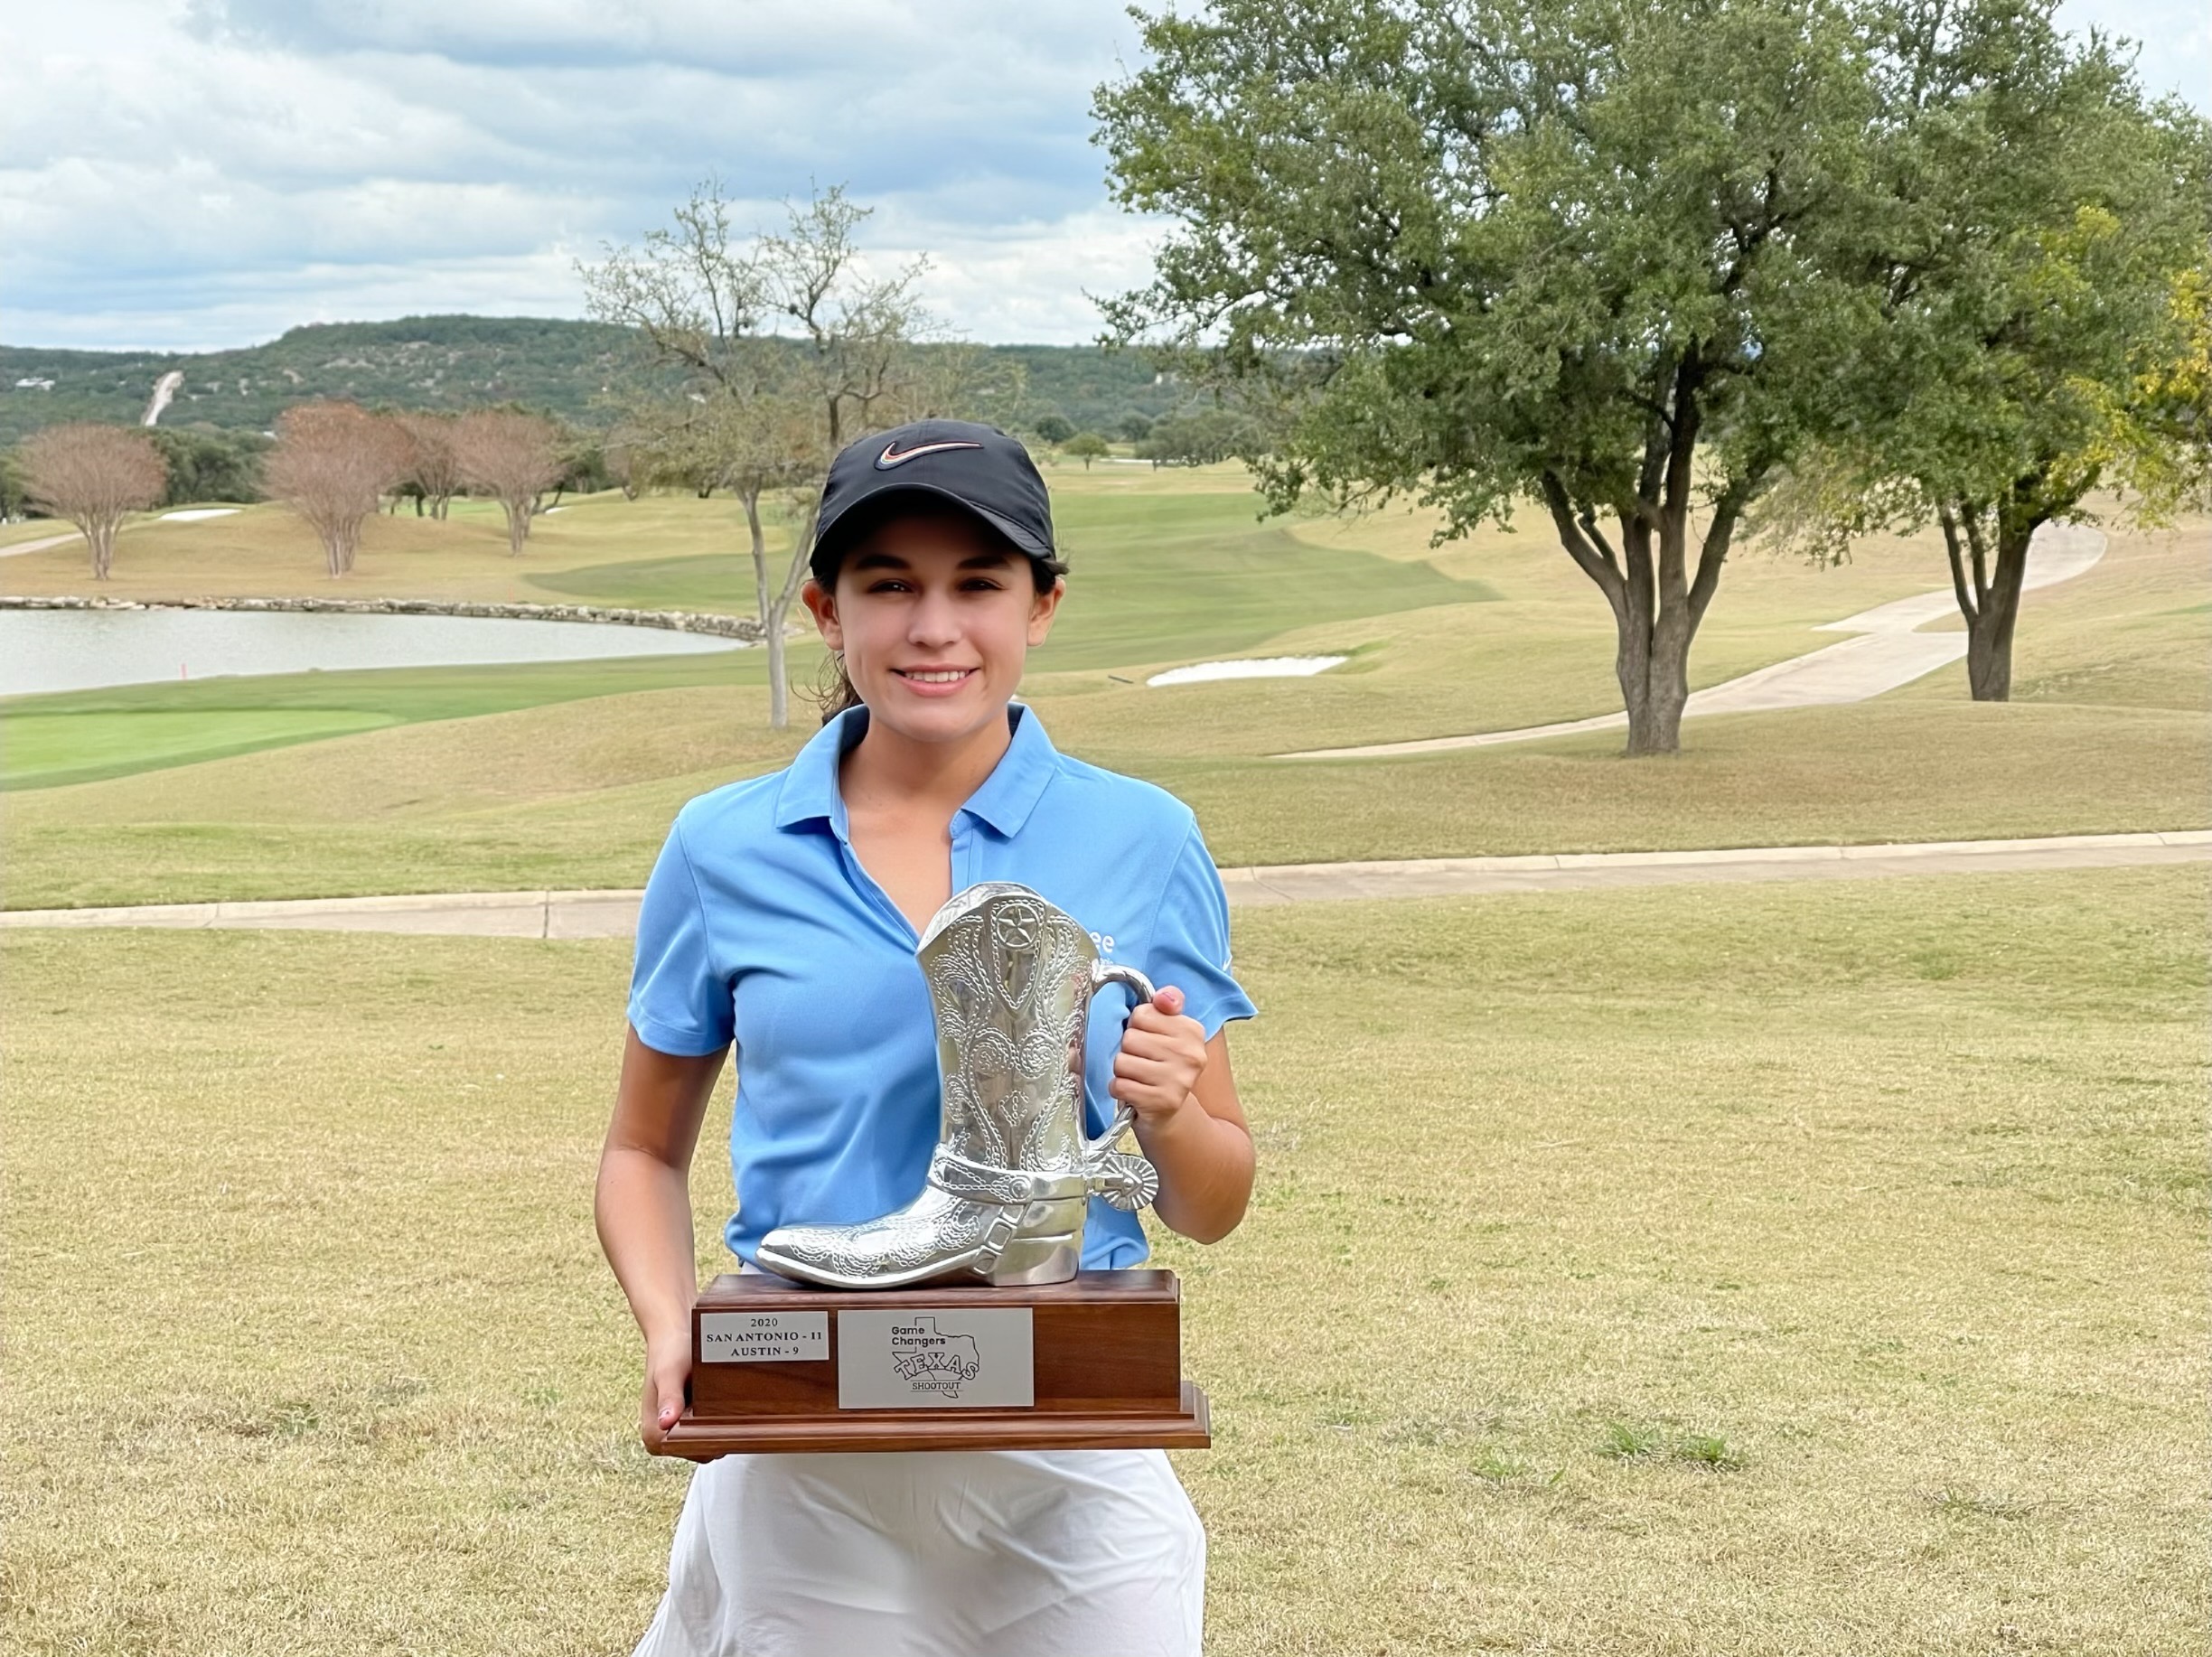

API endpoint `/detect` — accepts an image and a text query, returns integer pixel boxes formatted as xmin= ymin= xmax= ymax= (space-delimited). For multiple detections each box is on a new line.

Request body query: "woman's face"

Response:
xmin=803 ymin=508 xmax=1063 ymax=747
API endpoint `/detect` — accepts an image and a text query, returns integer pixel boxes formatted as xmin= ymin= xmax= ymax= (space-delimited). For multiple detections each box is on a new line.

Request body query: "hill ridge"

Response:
xmin=0 ymin=316 xmax=1180 ymax=445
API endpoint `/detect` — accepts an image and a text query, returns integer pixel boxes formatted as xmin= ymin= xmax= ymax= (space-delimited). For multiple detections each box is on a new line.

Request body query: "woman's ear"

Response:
xmin=801 ymin=578 xmax=842 ymax=651
xmin=1026 ymin=576 xmax=1065 ymax=647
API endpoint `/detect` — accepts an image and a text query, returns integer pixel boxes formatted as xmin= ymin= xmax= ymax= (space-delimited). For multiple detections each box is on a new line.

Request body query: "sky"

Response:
xmin=2 ymin=0 xmax=2204 ymax=353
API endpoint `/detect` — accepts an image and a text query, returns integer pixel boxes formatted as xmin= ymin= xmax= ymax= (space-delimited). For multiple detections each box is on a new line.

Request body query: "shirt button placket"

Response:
xmin=951 ymin=817 xmax=976 ymax=894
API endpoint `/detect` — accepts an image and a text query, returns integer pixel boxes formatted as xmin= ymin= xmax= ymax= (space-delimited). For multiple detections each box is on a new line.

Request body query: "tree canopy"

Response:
xmin=1779 ymin=5 xmax=2212 ymax=697
xmin=1099 ymin=0 xmax=1902 ymax=753
xmin=1096 ymin=0 xmax=2207 ymax=746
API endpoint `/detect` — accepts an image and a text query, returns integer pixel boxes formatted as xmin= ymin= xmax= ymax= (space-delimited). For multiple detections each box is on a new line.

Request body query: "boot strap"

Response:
xmin=928 ymin=1149 xmax=1090 ymax=1206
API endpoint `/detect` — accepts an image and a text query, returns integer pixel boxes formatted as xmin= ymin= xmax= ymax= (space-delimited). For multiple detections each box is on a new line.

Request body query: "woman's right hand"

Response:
xmin=639 ymin=1329 xmax=693 ymax=1455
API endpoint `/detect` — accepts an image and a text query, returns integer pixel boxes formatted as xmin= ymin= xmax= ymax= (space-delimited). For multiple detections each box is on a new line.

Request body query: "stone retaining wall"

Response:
xmin=0 ymin=593 xmax=771 ymax=641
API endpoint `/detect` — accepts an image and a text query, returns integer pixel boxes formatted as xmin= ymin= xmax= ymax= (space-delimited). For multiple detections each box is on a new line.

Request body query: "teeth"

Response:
xmin=904 ymin=670 xmax=970 ymax=683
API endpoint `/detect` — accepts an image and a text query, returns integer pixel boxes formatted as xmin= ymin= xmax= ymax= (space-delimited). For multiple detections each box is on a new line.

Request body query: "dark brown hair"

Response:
xmin=811 ymin=501 xmax=1066 ymax=724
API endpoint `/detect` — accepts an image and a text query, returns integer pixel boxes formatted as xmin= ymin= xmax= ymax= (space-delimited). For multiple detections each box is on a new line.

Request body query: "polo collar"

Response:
xmin=772 ymin=705 xmax=1059 ymax=840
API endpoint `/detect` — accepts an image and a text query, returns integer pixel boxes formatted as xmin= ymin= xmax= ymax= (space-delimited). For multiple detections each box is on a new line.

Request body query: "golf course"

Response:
xmin=4 ymin=463 xmax=2206 ymax=1653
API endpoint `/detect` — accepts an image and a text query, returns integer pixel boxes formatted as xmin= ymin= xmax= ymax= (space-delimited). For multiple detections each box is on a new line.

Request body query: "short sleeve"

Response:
xmin=626 ymin=816 xmax=734 ymax=1057
xmin=1147 ymin=820 xmax=1258 ymax=1038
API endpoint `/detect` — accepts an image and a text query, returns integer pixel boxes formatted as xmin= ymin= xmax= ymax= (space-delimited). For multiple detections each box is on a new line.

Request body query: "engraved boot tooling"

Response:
xmin=755 ymin=883 xmax=1160 ymax=1289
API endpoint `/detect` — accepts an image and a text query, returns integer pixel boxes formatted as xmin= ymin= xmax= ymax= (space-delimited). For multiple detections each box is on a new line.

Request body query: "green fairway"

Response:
xmin=1 ymin=477 xmax=2202 ymax=907
xmin=5 ymin=866 xmax=2199 ymax=1654
xmin=0 ymin=649 xmax=777 ymax=792
xmin=529 ymin=486 xmax=1492 ymax=671
xmin=1 ymin=707 xmax=400 ymax=788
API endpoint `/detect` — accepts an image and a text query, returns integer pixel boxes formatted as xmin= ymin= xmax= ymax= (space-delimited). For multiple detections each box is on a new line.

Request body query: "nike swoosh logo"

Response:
xmin=876 ymin=440 xmax=985 ymax=469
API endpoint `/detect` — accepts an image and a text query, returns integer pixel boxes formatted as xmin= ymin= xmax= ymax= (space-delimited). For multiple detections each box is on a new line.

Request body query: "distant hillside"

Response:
xmin=0 ymin=316 xmax=1185 ymax=445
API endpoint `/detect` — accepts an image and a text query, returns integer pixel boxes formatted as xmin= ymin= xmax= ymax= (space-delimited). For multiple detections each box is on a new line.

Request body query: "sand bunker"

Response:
xmin=1148 ymin=654 xmax=1347 ymax=687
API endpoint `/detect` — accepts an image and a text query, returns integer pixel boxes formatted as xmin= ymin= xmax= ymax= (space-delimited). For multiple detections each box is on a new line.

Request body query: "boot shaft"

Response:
xmin=918 ymin=885 xmax=1099 ymax=1176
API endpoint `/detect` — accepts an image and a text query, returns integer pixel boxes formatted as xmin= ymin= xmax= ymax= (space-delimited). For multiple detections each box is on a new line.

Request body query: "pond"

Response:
xmin=0 ymin=607 xmax=746 ymax=699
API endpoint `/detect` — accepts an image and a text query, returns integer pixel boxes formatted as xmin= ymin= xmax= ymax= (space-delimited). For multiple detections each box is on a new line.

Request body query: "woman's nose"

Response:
xmin=907 ymin=590 xmax=962 ymax=646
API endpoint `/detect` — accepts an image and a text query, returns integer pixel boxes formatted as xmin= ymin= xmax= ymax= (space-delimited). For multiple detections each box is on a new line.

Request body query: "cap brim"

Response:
xmin=811 ymin=482 xmax=1054 ymax=579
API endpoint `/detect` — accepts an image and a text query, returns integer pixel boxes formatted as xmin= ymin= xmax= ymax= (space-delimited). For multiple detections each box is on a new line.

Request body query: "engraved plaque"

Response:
xmin=836 ymin=1307 xmax=1035 ymax=1409
xmin=699 ymin=1310 xmax=829 ymax=1363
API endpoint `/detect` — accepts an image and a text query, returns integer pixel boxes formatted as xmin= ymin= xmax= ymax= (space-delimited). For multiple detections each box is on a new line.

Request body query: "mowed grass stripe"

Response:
xmin=4 ymin=866 xmax=2200 ymax=1654
xmin=1 ymin=708 xmax=401 ymax=789
xmin=0 ymin=650 xmax=778 ymax=792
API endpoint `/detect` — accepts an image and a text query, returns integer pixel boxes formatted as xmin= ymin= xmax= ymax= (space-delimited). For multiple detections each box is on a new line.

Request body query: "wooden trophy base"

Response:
xmin=657 ymin=1268 xmax=1210 ymax=1457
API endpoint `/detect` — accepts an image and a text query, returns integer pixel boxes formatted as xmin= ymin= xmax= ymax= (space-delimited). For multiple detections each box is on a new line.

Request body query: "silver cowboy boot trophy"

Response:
xmin=755 ymin=883 xmax=1161 ymax=1289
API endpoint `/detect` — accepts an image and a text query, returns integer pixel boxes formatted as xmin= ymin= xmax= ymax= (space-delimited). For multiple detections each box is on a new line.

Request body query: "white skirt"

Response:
xmin=631 ymin=1447 xmax=1205 ymax=1657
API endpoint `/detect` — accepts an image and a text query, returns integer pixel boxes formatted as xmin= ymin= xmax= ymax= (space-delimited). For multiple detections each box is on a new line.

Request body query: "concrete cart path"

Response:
xmin=3 ymin=509 xmax=243 ymax=560
xmin=5 ymin=829 xmax=2204 ymax=936
xmin=1280 ymin=523 xmax=2107 ymax=759
xmin=0 ymin=530 xmax=86 ymax=558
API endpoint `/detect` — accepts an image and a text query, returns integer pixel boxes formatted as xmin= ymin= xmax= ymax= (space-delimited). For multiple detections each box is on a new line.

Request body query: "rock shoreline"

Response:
xmin=0 ymin=593 xmax=770 ymax=641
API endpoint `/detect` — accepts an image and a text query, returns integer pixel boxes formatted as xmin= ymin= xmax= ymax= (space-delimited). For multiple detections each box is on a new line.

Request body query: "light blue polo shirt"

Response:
xmin=627 ymin=704 xmax=1257 ymax=1269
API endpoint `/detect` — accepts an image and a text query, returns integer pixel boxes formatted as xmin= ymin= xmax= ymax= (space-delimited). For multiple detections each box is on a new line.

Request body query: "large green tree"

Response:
xmin=1794 ymin=2 xmax=2211 ymax=700
xmin=1097 ymin=0 xmax=1918 ymax=754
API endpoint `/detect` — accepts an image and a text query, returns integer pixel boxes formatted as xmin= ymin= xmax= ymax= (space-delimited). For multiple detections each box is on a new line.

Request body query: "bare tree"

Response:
xmin=265 ymin=400 xmax=408 ymax=576
xmin=584 ymin=181 xmax=949 ymax=727
xmin=397 ymin=412 xmax=464 ymax=519
xmin=454 ymin=409 xmax=566 ymax=555
xmin=20 ymin=424 xmax=167 ymax=580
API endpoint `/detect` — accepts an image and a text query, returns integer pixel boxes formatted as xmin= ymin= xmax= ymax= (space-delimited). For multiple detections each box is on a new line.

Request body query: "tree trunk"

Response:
xmin=504 ymin=498 xmax=528 ymax=556
xmin=765 ymin=500 xmax=822 ymax=732
xmin=741 ymin=489 xmax=789 ymax=729
xmin=1618 ymin=589 xmax=1695 ymax=757
xmin=1940 ymin=504 xmax=2036 ymax=703
xmin=1537 ymin=376 xmax=1743 ymax=757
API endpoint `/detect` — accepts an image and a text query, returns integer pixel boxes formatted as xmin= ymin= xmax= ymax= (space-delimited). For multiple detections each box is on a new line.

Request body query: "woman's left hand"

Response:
xmin=1111 ymin=985 xmax=1208 ymax=1124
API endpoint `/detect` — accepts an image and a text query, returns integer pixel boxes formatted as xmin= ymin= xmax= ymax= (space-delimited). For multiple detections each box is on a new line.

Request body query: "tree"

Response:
xmin=583 ymin=182 xmax=948 ymax=728
xmin=1136 ymin=407 xmax=1261 ymax=467
xmin=148 ymin=426 xmax=267 ymax=505
xmin=20 ymin=424 xmax=167 ymax=580
xmin=1781 ymin=4 xmax=2212 ymax=700
xmin=396 ymin=412 xmax=464 ymax=519
xmin=265 ymin=400 xmax=408 ymax=576
xmin=1097 ymin=0 xmax=1904 ymax=754
xmin=453 ymin=409 xmax=567 ymax=554
xmin=1035 ymin=412 xmax=1077 ymax=445
xmin=0 ymin=448 xmax=27 ymax=520
xmin=1064 ymin=431 xmax=1112 ymax=469
xmin=1118 ymin=412 xmax=1156 ymax=444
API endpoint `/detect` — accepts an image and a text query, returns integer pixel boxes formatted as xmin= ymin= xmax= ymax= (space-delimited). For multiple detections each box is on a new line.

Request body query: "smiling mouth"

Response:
xmin=894 ymin=668 xmax=979 ymax=685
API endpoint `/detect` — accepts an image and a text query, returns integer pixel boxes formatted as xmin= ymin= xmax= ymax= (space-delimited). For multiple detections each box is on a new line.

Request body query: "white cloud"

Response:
xmin=5 ymin=0 xmax=2201 ymax=353
xmin=3 ymin=0 xmax=1156 ymax=350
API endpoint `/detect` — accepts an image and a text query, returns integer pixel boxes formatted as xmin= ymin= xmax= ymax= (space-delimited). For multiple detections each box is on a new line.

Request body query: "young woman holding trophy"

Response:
xmin=595 ymin=419 xmax=1257 ymax=1656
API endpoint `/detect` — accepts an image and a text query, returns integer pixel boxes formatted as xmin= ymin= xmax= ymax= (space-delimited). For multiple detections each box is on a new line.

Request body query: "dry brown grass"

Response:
xmin=4 ymin=866 xmax=2202 ymax=1653
xmin=0 ymin=492 xmax=746 ymax=604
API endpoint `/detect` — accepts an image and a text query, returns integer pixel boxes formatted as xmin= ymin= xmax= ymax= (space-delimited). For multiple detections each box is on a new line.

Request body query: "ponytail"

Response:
xmin=813 ymin=652 xmax=864 ymax=725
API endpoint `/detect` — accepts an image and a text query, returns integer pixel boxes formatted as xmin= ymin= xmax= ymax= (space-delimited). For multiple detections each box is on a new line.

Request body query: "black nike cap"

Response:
xmin=809 ymin=418 xmax=1059 ymax=585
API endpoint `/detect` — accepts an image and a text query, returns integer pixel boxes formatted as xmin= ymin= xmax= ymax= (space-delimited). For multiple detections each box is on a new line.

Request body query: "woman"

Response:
xmin=596 ymin=418 xmax=1257 ymax=1657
